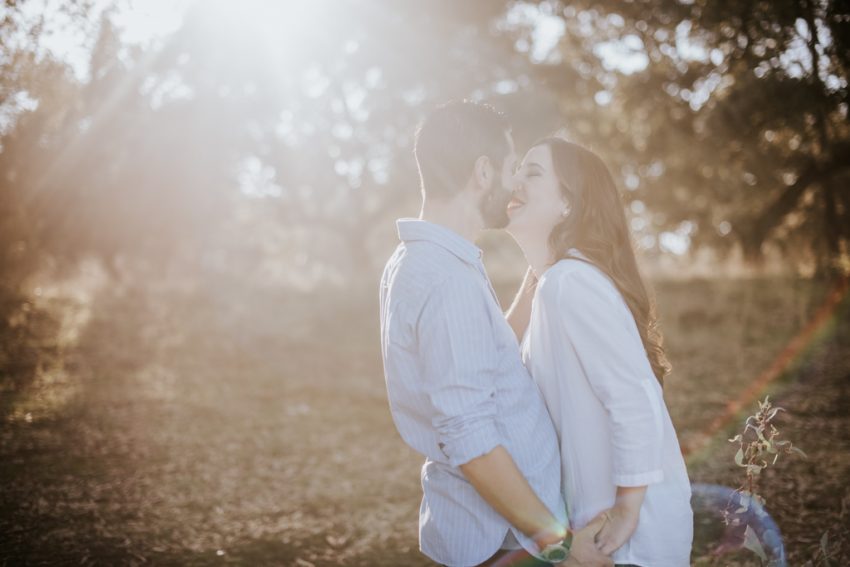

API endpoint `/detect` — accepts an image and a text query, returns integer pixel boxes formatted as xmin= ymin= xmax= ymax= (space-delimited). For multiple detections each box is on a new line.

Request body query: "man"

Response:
xmin=379 ymin=101 xmax=612 ymax=567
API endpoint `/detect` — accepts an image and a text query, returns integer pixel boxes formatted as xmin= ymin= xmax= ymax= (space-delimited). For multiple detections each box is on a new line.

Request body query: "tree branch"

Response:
xmin=743 ymin=146 xmax=850 ymax=256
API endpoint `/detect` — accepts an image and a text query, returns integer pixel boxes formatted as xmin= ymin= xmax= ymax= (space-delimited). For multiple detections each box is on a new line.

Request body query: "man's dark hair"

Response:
xmin=413 ymin=100 xmax=511 ymax=199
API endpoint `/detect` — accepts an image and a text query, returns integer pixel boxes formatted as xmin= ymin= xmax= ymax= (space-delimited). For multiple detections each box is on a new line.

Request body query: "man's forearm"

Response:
xmin=459 ymin=445 xmax=565 ymax=547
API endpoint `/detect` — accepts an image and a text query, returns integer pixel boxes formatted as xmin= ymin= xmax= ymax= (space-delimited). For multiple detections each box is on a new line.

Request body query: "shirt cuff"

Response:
xmin=613 ymin=469 xmax=664 ymax=487
xmin=440 ymin=420 xmax=502 ymax=467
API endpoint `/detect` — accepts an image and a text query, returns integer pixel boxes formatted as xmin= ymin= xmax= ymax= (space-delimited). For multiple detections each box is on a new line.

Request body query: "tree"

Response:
xmin=502 ymin=0 xmax=850 ymax=273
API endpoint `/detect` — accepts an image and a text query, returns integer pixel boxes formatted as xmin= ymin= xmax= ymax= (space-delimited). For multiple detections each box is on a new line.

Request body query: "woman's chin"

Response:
xmin=506 ymin=212 xmax=556 ymax=245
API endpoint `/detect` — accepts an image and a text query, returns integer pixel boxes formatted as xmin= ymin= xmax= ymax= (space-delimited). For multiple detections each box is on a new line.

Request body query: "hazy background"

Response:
xmin=1 ymin=0 xmax=849 ymax=565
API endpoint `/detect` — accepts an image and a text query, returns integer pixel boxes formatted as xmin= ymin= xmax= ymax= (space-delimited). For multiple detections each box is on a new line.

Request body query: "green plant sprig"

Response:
xmin=724 ymin=396 xmax=808 ymax=564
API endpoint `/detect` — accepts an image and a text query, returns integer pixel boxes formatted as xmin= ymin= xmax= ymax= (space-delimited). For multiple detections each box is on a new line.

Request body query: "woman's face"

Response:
xmin=507 ymin=144 xmax=569 ymax=239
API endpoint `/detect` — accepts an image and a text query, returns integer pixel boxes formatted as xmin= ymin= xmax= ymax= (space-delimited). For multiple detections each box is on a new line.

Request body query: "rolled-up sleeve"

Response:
xmin=416 ymin=273 xmax=503 ymax=467
xmin=545 ymin=266 xmax=665 ymax=487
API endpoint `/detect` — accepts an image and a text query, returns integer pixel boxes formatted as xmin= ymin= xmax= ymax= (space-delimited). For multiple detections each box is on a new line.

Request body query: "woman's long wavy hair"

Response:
xmin=537 ymin=137 xmax=671 ymax=386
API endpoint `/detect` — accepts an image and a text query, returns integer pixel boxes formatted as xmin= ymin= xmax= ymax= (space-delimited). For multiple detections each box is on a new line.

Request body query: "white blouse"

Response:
xmin=521 ymin=254 xmax=693 ymax=567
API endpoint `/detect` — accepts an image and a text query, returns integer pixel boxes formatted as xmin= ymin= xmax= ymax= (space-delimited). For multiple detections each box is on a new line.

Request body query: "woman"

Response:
xmin=505 ymin=138 xmax=693 ymax=567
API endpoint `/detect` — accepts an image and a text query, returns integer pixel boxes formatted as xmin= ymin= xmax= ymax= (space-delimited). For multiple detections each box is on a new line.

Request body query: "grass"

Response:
xmin=0 ymin=272 xmax=843 ymax=566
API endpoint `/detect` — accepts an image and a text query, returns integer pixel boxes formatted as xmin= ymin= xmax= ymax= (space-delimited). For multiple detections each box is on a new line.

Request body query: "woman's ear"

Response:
xmin=560 ymin=189 xmax=575 ymax=218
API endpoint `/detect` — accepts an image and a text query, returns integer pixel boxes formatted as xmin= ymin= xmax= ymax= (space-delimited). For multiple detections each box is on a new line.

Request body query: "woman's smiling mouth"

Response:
xmin=507 ymin=195 xmax=525 ymax=212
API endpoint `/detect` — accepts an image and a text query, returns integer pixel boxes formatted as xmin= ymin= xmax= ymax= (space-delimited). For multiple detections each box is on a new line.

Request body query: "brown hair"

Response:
xmin=537 ymin=137 xmax=671 ymax=385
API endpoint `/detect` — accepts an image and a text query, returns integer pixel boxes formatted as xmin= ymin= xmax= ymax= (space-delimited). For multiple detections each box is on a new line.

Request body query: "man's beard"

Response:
xmin=480 ymin=183 xmax=511 ymax=229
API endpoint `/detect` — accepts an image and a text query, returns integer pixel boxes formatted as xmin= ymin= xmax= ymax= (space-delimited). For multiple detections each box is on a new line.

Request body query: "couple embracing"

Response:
xmin=379 ymin=101 xmax=693 ymax=567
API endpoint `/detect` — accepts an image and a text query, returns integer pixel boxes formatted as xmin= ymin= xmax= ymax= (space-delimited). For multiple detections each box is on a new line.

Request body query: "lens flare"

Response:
xmin=691 ymin=482 xmax=786 ymax=566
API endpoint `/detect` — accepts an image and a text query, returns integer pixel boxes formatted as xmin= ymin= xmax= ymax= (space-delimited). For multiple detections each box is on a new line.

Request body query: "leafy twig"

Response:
xmin=724 ymin=396 xmax=807 ymax=564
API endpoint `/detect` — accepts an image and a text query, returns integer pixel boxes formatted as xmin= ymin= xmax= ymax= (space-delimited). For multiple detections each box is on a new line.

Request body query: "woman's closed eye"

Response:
xmin=524 ymin=163 xmax=544 ymax=177
xmin=515 ymin=165 xmax=540 ymax=178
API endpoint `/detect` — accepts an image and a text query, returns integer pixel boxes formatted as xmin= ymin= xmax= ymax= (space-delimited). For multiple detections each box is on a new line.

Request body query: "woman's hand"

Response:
xmin=506 ymin=266 xmax=538 ymax=341
xmin=592 ymin=505 xmax=639 ymax=555
xmin=593 ymin=486 xmax=646 ymax=555
xmin=520 ymin=265 xmax=538 ymax=293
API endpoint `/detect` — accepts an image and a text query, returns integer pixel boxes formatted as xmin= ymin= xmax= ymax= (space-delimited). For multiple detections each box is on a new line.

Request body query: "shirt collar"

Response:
xmin=396 ymin=218 xmax=483 ymax=265
xmin=567 ymin=247 xmax=588 ymax=261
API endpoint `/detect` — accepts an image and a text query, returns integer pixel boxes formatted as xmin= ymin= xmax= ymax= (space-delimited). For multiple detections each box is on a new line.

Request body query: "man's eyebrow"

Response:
xmin=525 ymin=161 xmax=545 ymax=170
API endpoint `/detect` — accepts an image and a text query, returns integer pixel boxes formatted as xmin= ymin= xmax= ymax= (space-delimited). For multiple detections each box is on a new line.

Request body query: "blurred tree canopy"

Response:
xmin=512 ymin=0 xmax=850 ymax=270
xmin=1 ymin=0 xmax=524 ymax=291
xmin=1 ymin=0 xmax=848 ymax=302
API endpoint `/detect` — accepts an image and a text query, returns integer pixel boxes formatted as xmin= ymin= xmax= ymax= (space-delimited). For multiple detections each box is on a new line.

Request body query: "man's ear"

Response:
xmin=473 ymin=155 xmax=492 ymax=191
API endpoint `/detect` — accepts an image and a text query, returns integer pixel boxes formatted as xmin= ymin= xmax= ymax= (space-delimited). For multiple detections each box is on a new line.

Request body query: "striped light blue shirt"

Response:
xmin=379 ymin=218 xmax=566 ymax=567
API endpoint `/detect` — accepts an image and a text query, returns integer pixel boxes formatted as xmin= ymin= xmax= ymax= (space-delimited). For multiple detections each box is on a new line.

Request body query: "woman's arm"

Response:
xmin=546 ymin=265 xmax=666 ymax=487
xmin=505 ymin=266 xmax=537 ymax=342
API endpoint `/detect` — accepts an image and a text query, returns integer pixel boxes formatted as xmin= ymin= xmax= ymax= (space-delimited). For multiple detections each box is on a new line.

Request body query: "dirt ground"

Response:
xmin=686 ymin=292 xmax=850 ymax=566
xmin=1 ymin=275 xmax=847 ymax=566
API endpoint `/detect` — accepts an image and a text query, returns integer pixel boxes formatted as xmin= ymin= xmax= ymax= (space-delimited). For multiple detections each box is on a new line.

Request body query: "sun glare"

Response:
xmin=192 ymin=0 xmax=340 ymax=61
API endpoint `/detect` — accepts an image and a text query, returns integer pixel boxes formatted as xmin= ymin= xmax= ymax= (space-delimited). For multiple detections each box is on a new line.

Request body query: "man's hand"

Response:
xmin=557 ymin=513 xmax=613 ymax=567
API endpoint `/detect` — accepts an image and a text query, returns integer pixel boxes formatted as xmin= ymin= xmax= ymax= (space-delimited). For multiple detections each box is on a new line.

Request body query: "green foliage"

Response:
xmin=2 ymin=0 xmax=849 ymax=396
xmin=728 ymin=396 xmax=807 ymax=509
xmin=744 ymin=523 xmax=769 ymax=563
xmin=2 ymin=0 xmax=848 ymax=293
xmin=508 ymin=0 xmax=850 ymax=272
xmin=725 ymin=396 xmax=807 ymax=564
